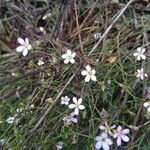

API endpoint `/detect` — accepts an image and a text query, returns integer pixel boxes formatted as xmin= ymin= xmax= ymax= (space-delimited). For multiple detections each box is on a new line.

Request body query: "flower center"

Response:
xmin=68 ymin=55 xmax=73 ymax=60
xmin=88 ymin=71 xmax=92 ymax=76
xmin=101 ymin=138 xmax=106 ymax=142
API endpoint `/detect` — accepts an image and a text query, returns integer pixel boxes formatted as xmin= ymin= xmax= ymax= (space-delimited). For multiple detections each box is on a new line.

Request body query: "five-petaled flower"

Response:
xmin=113 ymin=126 xmax=129 ymax=146
xmin=81 ymin=65 xmax=97 ymax=82
xmin=143 ymin=101 xmax=150 ymax=112
xmin=68 ymin=97 xmax=85 ymax=115
xmin=60 ymin=96 xmax=70 ymax=105
xmin=62 ymin=49 xmax=76 ymax=64
xmin=16 ymin=37 xmax=32 ymax=56
xmin=133 ymin=47 xmax=146 ymax=61
xmin=95 ymin=132 xmax=113 ymax=150
xmin=136 ymin=68 xmax=148 ymax=80
xmin=63 ymin=112 xmax=78 ymax=125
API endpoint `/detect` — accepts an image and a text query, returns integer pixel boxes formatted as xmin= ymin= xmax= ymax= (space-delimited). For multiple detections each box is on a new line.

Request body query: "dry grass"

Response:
xmin=0 ymin=0 xmax=150 ymax=149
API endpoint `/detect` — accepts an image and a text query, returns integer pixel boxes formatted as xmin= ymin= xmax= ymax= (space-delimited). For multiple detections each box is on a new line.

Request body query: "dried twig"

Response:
xmin=88 ymin=0 xmax=135 ymax=55
xmin=31 ymin=66 xmax=81 ymax=132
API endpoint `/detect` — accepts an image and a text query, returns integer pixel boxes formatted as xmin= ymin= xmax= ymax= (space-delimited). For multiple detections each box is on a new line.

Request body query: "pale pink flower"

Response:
xmin=113 ymin=126 xmax=130 ymax=146
xmin=63 ymin=112 xmax=78 ymax=125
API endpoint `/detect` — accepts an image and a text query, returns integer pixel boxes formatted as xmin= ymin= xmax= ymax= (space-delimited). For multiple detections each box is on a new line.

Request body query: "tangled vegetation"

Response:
xmin=0 ymin=0 xmax=150 ymax=149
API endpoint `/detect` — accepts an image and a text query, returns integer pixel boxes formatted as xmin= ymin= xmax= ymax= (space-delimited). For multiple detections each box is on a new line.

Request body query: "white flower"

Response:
xmin=60 ymin=96 xmax=70 ymax=105
xmin=56 ymin=141 xmax=63 ymax=150
xmin=95 ymin=132 xmax=113 ymax=150
xmin=38 ymin=58 xmax=44 ymax=66
xmin=133 ymin=47 xmax=146 ymax=61
xmin=113 ymin=126 xmax=130 ymax=146
xmin=62 ymin=50 xmax=76 ymax=64
xmin=39 ymin=27 xmax=46 ymax=34
xmin=16 ymin=37 xmax=31 ymax=56
xmin=136 ymin=68 xmax=148 ymax=80
xmin=68 ymin=97 xmax=85 ymax=115
xmin=81 ymin=65 xmax=97 ymax=82
xmin=94 ymin=32 xmax=101 ymax=39
xmin=143 ymin=101 xmax=150 ymax=112
xmin=63 ymin=112 xmax=78 ymax=125
xmin=6 ymin=116 xmax=15 ymax=124
xmin=99 ymin=123 xmax=116 ymax=136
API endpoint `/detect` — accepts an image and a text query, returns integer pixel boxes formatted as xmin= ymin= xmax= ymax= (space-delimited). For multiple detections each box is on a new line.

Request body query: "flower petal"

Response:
xmin=74 ymin=107 xmax=79 ymax=115
xmin=137 ymin=55 xmax=141 ymax=61
xmin=102 ymin=143 xmax=109 ymax=150
xmin=78 ymin=98 xmax=82 ymax=104
xmin=73 ymin=97 xmax=77 ymax=104
xmin=67 ymin=49 xmax=71 ymax=55
xmin=17 ymin=37 xmax=25 ymax=45
xmin=72 ymin=52 xmax=76 ymax=57
xmin=16 ymin=46 xmax=24 ymax=52
xmin=81 ymin=70 xmax=88 ymax=76
xmin=64 ymin=59 xmax=69 ymax=64
xmin=91 ymin=69 xmax=96 ymax=74
xmin=142 ymin=48 xmax=146 ymax=53
xmin=68 ymin=104 xmax=76 ymax=109
xmin=79 ymin=105 xmax=85 ymax=110
xmin=137 ymin=47 xmax=141 ymax=52
xmin=62 ymin=54 xmax=67 ymax=59
xmin=22 ymin=49 xmax=28 ymax=56
xmin=85 ymin=65 xmax=91 ymax=71
xmin=133 ymin=52 xmax=138 ymax=57
xmin=91 ymin=75 xmax=97 ymax=82
xmin=25 ymin=38 xmax=29 ymax=44
xmin=101 ymin=133 xmax=108 ymax=138
xmin=99 ymin=125 xmax=106 ymax=130
xmin=70 ymin=58 xmax=75 ymax=64
xmin=95 ymin=136 xmax=102 ymax=141
xmin=121 ymin=135 xmax=129 ymax=142
xmin=117 ymin=126 xmax=122 ymax=132
xmin=113 ymin=133 xmax=118 ymax=139
xmin=85 ymin=75 xmax=90 ymax=82
xmin=95 ymin=141 xmax=102 ymax=150
xmin=117 ymin=137 xmax=122 ymax=146
xmin=141 ymin=55 xmax=146 ymax=60
xmin=122 ymin=129 xmax=129 ymax=134
xmin=106 ymin=139 xmax=113 ymax=145
xmin=71 ymin=117 xmax=77 ymax=123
